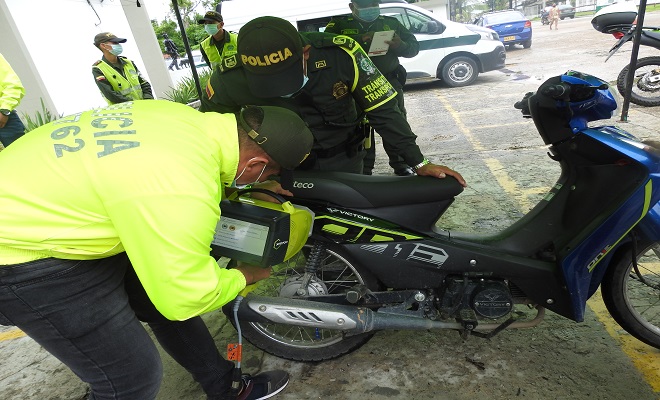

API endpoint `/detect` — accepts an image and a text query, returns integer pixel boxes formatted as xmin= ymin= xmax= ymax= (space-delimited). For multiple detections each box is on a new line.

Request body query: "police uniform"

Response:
xmin=92 ymin=55 xmax=154 ymax=105
xmin=0 ymin=100 xmax=311 ymax=398
xmin=199 ymin=30 xmax=239 ymax=70
xmin=325 ymin=14 xmax=419 ymax=112
xmin=200 ymin=31 xmax=426 ymax=174
xmin=0 ymin=53 xmax=26 ymax=147
xmin=325 ymin=13 xmax=419 ymax=174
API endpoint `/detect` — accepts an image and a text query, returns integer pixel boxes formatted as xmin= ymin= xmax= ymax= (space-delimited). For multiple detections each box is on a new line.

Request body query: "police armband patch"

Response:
xmin=220 ymin=54 xmax=239 ymax=73
xmin=317 ymin=34 xmax=357 ymax=51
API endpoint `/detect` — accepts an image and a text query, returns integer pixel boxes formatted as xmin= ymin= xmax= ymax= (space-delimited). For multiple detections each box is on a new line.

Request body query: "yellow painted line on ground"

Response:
xmin=588 ymin=292 xmax=660 ymax=392
xmin=0 ymin=328 xmax=26 ymax=341
xmin=436 ymin=94 xmax=532 ymax=211
xmin=437 ymin=91 xmax=660 ymax=394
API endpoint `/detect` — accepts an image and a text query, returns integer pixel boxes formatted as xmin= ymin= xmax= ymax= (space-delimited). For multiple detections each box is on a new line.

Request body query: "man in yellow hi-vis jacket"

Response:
xmin=92 ymin=32 xmax=154 ymax=105
xmin=0 ymin=52 xmax=26 ymax=146
xmin=0 ymin=100 xmax=313 ymax=400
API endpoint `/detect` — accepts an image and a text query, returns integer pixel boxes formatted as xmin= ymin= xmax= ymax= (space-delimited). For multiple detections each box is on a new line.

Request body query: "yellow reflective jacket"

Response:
xmin=0 ymin=100 xmax=247 ymax=320
xmin=94 ymin=59 xmax=144 ymax=104
xmin=200 ymin=31 xmax=238 ymax=70
xmin=0 ymin=53 xmax=25 ymax=111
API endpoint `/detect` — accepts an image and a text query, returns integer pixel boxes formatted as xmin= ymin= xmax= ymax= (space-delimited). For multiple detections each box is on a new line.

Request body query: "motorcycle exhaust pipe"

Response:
xmin=231 ymin=295 xmax=544 ymax=334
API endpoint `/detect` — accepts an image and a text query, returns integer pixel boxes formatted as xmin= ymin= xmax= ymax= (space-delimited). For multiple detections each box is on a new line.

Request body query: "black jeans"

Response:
xmin=0 ymin=253 xmax=234 ymax=399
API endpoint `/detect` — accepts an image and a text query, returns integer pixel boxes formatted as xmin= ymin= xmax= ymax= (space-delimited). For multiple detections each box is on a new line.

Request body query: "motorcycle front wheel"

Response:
xmin=601 ymin=241 xmax=660 ymax=349
xmin=616 ymin=57 xmax=660 ymax=107
xmin=228 ymin=242 xmax=383 ymax=362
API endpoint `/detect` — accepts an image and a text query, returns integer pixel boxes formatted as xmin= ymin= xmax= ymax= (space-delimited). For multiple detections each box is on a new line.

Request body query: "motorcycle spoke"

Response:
xmin=246 ymin=244 xmax=368 ymax=349
xmin=622 ymin=247 xmax=660 ymax=332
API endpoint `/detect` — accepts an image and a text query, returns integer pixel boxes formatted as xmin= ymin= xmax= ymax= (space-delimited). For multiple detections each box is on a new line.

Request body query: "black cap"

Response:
xmin=198 ymin=11 xmax=223 ymax=24
xmin=237 ymin=17 xmax=305 ymax=98
xmin=94 ymin=32 xmax=127 ymax=46
xmin=238 ymin=106 xmax=313 ymax=170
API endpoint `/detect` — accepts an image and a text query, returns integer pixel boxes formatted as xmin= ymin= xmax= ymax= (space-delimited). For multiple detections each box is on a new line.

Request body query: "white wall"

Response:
xmin=1 ymin=0 xmax=172 ymax=117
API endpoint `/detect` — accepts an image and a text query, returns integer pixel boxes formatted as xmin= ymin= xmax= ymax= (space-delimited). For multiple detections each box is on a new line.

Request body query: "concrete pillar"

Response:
xmin=0 ymin=0 xmax=57 ymax=118
xmin=121 ymin=2 xmax=174 ymax=99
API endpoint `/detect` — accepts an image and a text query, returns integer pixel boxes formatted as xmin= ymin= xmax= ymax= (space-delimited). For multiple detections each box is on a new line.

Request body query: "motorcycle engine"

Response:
xmin=441 ymin=278 xmax=514 ymax=320
xmin=471 ymin=281 xmax=514 ymax=319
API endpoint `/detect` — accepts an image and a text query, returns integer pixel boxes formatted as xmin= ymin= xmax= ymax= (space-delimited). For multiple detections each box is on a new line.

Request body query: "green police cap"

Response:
xmin=238 ymin=106 xmax=313 ymax=170
xmin=352 ymin=0 xmax=380 ymax=7
xmin=94 ymin=32 xmax=127 ymax=46
xmin=198 ymin=11 xmax=223 ymax=24
xmin=237 ymin=17 xmax=305 ymax=98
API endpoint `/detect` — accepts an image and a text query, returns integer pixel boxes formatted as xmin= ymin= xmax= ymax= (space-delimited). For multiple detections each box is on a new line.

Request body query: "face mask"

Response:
xmin=282 ymin=74 xmax=309 ymax=98
xmin=233 ymin=158 xmax=268 ymax=186
xmin=355 ymin=6 xmax=380 ymax=23
xmin=204 ymin=24 xmax=219 ymax=35
xmin=109 ymin=44 xmax=123 ymax=56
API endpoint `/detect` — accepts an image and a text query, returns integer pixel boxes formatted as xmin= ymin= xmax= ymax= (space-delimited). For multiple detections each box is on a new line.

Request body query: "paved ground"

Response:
xmin=2 ymin=5 xmax=660 ymax=400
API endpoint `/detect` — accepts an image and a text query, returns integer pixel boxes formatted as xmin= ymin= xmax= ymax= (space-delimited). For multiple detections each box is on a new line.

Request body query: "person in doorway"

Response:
xmin=200 ymin=16 xmax=466 ymax=187
xmin=549 ymin=3 xmax=560 ymax=30
xmin=163 ymin=33 xmax=180 ymax=70
xmin=92 ymin=32 xmax=154 ymax=105
xmin=0 ymin=100 xmax=313 ymax=400
xmin=325 ymin=0 xmax=420 ymax=176
xmin=198 ymin=10 xmax=239 ymax=70
xmin=0 ymin=52 xmax=26 ymax=147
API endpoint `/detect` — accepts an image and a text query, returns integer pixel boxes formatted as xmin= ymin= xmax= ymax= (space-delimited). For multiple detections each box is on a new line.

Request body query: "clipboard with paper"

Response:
xmin=367 ymin=31 xmax=395 ymax=57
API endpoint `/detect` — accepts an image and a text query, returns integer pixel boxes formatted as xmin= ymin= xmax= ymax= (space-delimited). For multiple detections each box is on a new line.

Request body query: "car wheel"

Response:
xmin=523 ymin=39 xmax=532 ymax=49
xmin=560 ymin=16 xmax=565 ymax=20
xmin=440 ymin=56 xmax=478 ymax=87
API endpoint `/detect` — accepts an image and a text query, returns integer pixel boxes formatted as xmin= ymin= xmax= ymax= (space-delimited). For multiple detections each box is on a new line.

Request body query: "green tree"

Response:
xmin=151 ymin=0 xmax=224 ymax=55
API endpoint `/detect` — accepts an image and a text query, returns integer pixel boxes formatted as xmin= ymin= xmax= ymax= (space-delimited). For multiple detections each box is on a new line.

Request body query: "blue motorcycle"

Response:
xmin=220 ymin=71 xmax=660 ymax=361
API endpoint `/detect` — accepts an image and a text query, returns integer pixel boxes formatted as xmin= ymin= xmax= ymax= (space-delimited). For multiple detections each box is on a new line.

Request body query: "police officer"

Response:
xmin=200 ymin=16 xmax=466 ymax=186
xmin=0 ymin=52 xmax=26 ymax=147
xmin=92 ymin=32 xmax=154 ymax=105
xmin=325 ymin=0 xmax=420 ymax=176
xmin=0 ymin=100 xmax=313 ymax=399
xmin=198 ymin=10 xmax=239 ymax=70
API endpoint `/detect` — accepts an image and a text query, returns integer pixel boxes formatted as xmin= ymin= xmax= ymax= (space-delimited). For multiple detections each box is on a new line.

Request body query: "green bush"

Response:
xmin=21 ymin=98 xmax=61 ymax=133
xmin=163 ymin=68 xmax=213 ymax=104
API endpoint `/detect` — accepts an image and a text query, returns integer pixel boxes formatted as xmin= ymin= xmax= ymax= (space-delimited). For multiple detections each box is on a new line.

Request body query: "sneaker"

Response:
xmin=237 ymin=370 xmax=289 ymax=400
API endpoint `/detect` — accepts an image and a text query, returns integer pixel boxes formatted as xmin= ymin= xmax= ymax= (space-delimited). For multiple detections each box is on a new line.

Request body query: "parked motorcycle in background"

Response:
xmin=592 ymin=2 xmax=660 ymax=107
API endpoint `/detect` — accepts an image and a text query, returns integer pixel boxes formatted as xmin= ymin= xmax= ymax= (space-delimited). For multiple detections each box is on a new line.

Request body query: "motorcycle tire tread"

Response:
xmin=601 ymin=240 xmax=660 ymax=349
xmin=616 ymin=56 xmax=660 ymax=107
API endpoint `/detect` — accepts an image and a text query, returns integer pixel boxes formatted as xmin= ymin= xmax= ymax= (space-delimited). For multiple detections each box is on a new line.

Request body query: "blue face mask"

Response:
xmin=204 ymin=24 xmax=219 ymax=35
xmin=355 ymin=6 xmax=380 ymax=23
xmin=109 ymin=44 xmax=123 ymax=56
xmin=281 ymin=74 xmax=309 ymax=98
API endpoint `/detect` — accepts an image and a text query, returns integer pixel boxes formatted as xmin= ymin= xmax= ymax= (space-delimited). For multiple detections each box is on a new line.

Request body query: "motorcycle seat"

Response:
xmin=641 ymin=29 xmax=660 ymax=45
xmin=283 ymin=171 xmax=464 ymax=208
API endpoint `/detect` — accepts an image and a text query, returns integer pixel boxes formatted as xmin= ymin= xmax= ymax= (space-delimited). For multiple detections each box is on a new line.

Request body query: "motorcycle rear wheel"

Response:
xmin=601 ymin=241 xmax=660 ymax=349
xmin=616 ymin=57 xmax=660 ymax=107
xmin=229 ymin=243 xmax=383 ymax=361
